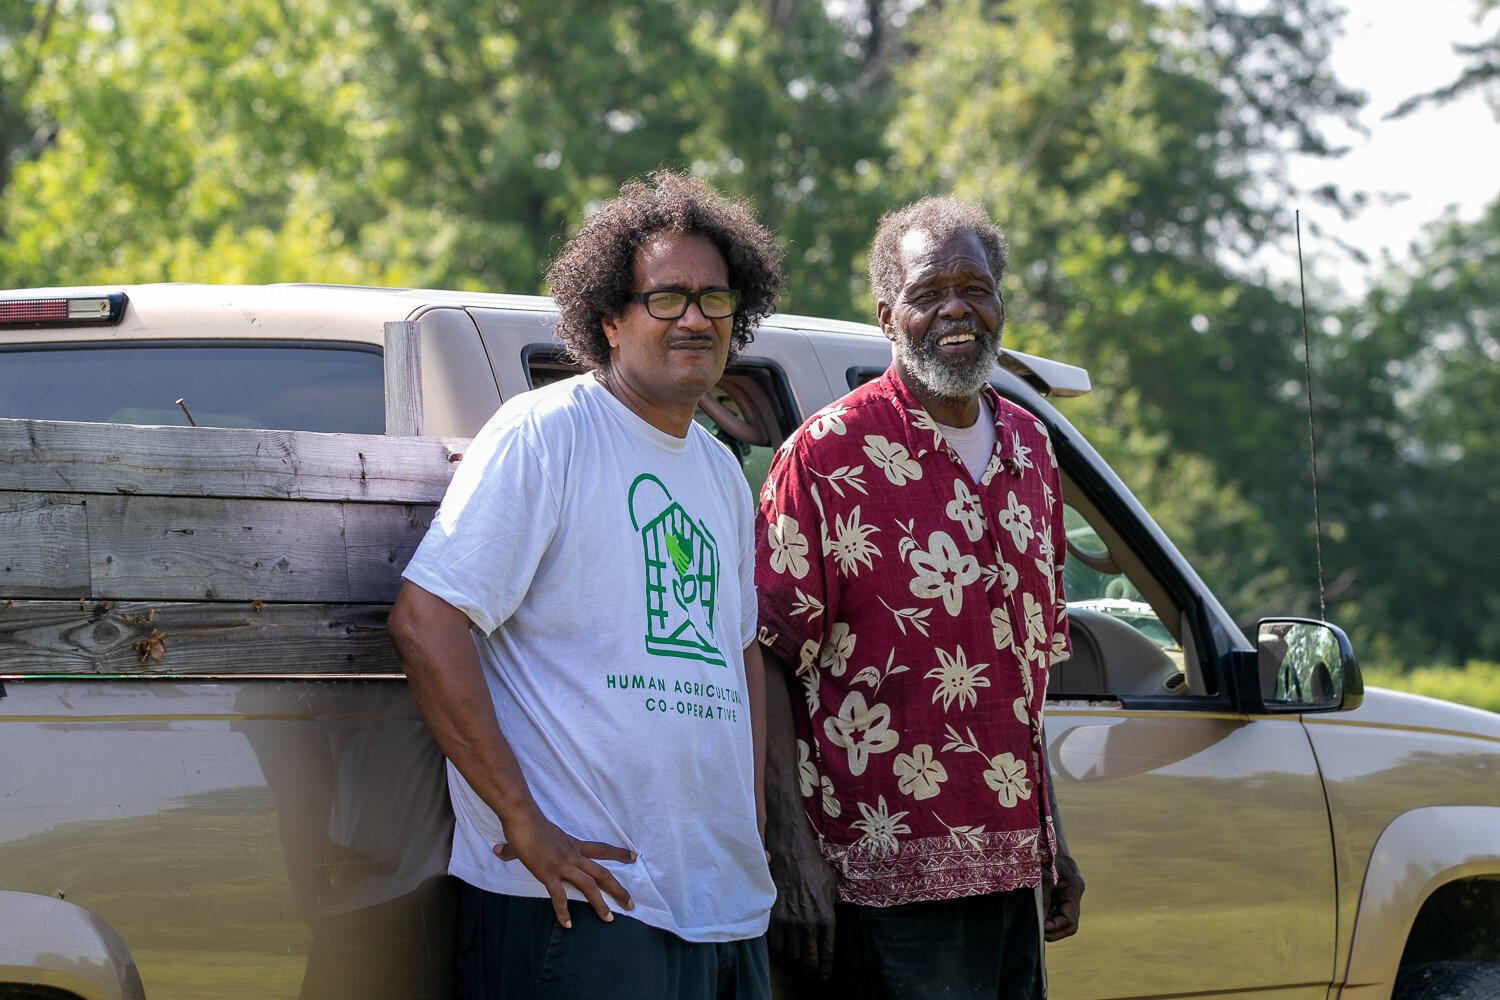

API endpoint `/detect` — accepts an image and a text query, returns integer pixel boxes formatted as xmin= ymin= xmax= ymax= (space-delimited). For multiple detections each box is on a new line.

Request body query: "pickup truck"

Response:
xmin=1 ymin=284 xmax=1497 ymax=1000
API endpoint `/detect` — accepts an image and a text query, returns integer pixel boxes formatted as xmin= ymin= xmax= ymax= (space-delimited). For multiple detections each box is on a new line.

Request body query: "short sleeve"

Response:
xmin=401 ymin=415 xmax=562 ymax=637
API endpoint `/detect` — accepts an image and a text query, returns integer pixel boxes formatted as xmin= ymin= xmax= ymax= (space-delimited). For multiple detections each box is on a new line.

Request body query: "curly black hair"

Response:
xmin=546 ymin=170 xmax=785 ymax=372
xmin=867 ymin=197 xmax=1009 ymax=307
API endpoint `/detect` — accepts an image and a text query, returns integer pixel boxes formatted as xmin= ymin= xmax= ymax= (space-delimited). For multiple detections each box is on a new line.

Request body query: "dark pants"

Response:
xmin=832 ymin=889 xmax=1045 ymax=1000
xmin=455 ymin=880 xmax=770 ymax=1000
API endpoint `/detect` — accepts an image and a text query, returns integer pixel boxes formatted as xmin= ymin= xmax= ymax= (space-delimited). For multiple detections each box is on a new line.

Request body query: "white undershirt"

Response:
xmin=936 ymin=395 xmax=997 ymax=480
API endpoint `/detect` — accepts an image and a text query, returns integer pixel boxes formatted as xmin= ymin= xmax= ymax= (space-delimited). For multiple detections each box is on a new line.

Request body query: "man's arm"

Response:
xmin=387 ymin=580 xmax=635 ymax=929
xmin=763 ymin=647 xmax=839 ymax=979
xmin=743 ymin=640 xmax=768 ymax=840
xmin=1041 ymin=721 xmax=1084 ymax=941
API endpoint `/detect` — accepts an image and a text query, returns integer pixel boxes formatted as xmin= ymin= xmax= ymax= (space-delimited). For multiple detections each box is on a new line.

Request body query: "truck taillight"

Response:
xmin=0 ymin=292 xmax=127 ymax=327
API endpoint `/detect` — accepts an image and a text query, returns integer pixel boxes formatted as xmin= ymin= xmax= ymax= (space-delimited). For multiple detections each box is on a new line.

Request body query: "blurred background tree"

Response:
xmin=0 ymin=0 xmax=1495 ymax=672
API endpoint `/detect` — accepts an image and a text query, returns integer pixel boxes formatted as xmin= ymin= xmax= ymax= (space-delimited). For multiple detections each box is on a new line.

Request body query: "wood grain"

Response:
xmin=0 ymin=418 xmax=463 ymax=502
xmin=0 ymin=417 xmax=461 ymax=674
xmin=0 ymin=599 xmax=402 ymax=676
xmin=383 ymin=320 xmax=424 ymax=437
xmin=344 ymin=502 xmax=438 ymax=603
xmin=86 ymin=495 xmax=354 ymax=602
xmin=0 ymin=493 xmax=90 ymax=597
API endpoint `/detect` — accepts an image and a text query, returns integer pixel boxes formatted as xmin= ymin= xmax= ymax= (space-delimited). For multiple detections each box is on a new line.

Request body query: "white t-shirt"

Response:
xmin=402 ymin=374 xmax=772 ymax=942
xmin=936 ymin=394 xmax=997 ymax=480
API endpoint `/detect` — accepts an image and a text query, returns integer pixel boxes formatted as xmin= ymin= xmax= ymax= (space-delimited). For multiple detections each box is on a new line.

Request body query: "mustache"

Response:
xmin=931 ymin=318 xmax=984 ymax=337
xmin=923 ymin=318 xmax=1000 ymax=349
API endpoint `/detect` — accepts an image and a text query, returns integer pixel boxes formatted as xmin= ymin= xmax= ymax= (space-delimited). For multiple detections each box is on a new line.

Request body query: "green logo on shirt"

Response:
xmin=628 ymin=473 xmax=724 ymax=666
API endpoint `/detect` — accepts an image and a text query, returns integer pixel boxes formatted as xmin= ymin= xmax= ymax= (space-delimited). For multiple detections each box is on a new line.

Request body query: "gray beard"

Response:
xmin=897 ymin=318 xmax=1001 ymax=403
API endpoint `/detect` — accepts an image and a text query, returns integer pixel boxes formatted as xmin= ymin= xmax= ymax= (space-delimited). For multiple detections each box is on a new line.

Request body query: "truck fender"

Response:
xmin=0 ymin=891 xmax=145 ymax=1000
xmin=1340 ymin=806 xmax=1500 ymax=997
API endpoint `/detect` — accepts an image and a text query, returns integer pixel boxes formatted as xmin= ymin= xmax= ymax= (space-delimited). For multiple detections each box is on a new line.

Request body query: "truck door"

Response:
xmin=1041 ymin=423 xmax=1337 ymax=999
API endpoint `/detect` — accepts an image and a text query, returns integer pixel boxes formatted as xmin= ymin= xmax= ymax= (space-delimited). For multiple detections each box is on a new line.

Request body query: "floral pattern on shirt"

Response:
xmin=893 ymin=743 xmax=948 ymax=801
xmin=767 ymin=514 xmax=810 ymax=580
xmin=824 ymin=690 xmax=900 ymax=777
xmin=757 ymin=367 xmax=1070 ymax=906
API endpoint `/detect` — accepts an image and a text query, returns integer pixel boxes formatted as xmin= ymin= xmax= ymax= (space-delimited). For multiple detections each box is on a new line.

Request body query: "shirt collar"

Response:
xmin=874 ymin=366 xmax=1017 ymax=484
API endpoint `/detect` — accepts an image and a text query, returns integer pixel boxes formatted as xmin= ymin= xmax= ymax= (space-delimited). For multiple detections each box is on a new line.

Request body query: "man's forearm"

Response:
xmin=744 ymin=640 xmax=768 ymax=839
xmin=389 ymin=581 xmax=635 ymax=925
xmin=762 ymin=646 xmax=827 ymax=867
xmin=1039 ymin=717 xmax=1084 ymax=940
xmin=762 ymin=647 xmax=806 ymax=829
xmin=388 ymin=581 xmax=540 ymax=828
xmin=762 ymin=644 xmax=840 ymax=976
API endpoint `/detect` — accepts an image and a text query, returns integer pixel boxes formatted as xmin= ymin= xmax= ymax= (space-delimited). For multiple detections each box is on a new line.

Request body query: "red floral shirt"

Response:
xmin=756 ymin=367 xmax=1070 ymax=906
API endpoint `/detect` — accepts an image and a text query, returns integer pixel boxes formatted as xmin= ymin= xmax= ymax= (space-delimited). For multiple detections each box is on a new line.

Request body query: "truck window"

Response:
xmin=526 ymin=353 xmax=794 ymax=495
xmin=693 ymin=381 xmax=783 ymax=493
xmin=1055 ymin=499 xmax=1194 ymax=698
xmin=0 ymin=341 xmax=384 ymax=434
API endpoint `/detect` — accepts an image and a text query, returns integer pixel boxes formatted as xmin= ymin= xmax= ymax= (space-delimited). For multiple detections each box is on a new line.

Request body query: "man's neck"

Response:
xmin=894 ymin=366 xmax=983 ymax=428
xmin=596 ymin=369 xmax=696 ymax=438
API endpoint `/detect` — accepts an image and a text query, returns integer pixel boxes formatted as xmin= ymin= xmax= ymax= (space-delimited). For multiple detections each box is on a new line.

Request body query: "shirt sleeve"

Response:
xmin=401 ymin=413 xmax=562 ymax=637
xmin=755 ymin=437 xmax=836 ymax=676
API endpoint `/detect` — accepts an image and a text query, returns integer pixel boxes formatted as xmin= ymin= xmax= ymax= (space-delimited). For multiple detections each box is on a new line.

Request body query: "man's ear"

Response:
xmin=875 ymin=300 xmax=895 ymax=343
xmin=602 ymin=314 xmax=622 ymax=351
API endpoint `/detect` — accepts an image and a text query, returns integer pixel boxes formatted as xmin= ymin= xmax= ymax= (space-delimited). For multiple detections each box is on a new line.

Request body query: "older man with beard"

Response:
xmin=755 ymin=197 xmax=1083 ymax=1000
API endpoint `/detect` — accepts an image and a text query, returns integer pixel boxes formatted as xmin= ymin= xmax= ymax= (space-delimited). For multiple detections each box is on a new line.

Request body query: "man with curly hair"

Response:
xmin=390 ymin=170 xmax=784 ymax=999
xmin=757 ymin=196 xmax=1083 ymax=999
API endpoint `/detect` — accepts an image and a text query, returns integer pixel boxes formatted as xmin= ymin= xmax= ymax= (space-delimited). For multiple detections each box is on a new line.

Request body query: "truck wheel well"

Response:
xmin=0 ymin=987 xmax=89 ymax=1000
xmin=1402 ymin=877 xmax=1500 ymax=965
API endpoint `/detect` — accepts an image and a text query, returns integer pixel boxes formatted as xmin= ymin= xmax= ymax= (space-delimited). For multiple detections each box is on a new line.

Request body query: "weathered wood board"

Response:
xmin=1 ymin=494 xmax=90 ymax=596
xmin=0 ymin=493 xmax=438 ymax=603
xmin=0 ymin=600 xmax=401 ymax=675
xmin=344 ymin=503 xmax=439 ymax=602
xmin=0 ymin=418 xmax=464 ymax=502
xmin=1 ymin=418 xmax=463 ymax=675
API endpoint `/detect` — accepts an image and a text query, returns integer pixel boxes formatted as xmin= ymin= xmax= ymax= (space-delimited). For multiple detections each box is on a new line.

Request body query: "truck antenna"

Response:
xmin=1295 ymin=211 xmax=1327 ymax=621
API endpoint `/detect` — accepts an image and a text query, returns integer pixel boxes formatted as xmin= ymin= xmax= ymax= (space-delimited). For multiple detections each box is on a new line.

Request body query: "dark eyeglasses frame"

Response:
xmin=628 ymin=288 xmax=742 ymax=320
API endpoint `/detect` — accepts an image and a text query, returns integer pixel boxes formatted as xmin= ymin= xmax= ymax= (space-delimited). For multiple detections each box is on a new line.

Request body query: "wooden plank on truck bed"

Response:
xmin=344 ymin=503 xmax=440 ymax=603
xmin=87 ymin=495 xmax=355 ymax=602
xmin=0 ymin=418 xmax=465 ymax=502
xmin=0 ymin=418 xmax=458 ymax=674
xmin=0 ymin=494 xmax=90 ymax=597
xmin=80 ymin=495 xmax=436 ymax=603
xmin=0 ymin=600 xmax=402 ymax=676
xmin=1 ymin=492 xmax=437 ymax=602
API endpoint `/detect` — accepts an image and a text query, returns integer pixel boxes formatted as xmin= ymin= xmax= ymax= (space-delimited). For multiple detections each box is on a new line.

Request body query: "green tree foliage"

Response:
xmin=1314 ymin=0 xmax=1500 ymax=665
xmin=1324 ymin=198 xmax=1500 ymax=663
xmin=341 ymin=0 xmax=885 ymax=312
xmin=0 ymin=0 xmax=391 ymax=285
xmin=0 ymin=0 xmax=56 ymax=198
xmin=0 ymin=0 xmax=884 ymax=313
xmin=880 ymin=0 xmax=1361 ymax=615
xmin=1365 ymin=660 xmax=1500 ymax=714
xmin=3 ymin=0 xmax=1491 ymax=665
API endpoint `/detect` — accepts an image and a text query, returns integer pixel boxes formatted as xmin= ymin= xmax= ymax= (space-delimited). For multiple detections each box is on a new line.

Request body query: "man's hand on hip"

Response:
xmin=495 ymin=806 xmax=636 ymax=929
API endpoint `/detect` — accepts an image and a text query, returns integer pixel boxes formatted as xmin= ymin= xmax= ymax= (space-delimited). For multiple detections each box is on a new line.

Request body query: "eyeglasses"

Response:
xmin=628 ymin=288 xmax=741 ymax=320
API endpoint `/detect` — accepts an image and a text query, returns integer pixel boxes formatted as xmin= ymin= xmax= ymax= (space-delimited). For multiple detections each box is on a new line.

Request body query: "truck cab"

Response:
xmin=2 ymin=284 xmax=1498 ymax=1000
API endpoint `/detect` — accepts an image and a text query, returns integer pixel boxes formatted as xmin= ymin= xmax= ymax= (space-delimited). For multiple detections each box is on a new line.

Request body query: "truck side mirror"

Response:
xmin=1252 ymin=618 xmax=1363 ymax=714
